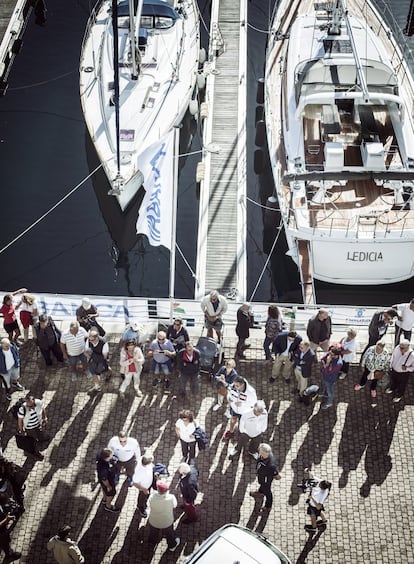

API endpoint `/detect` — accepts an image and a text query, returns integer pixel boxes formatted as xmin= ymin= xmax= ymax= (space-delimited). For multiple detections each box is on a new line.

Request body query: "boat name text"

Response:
xmin=346 ymin=251 xmax=383 ymax=262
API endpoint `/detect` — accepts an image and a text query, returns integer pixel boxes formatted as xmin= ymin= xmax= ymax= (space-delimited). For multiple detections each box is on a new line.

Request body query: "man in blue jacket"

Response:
xmin=0 ymin=338 xmax=24 ymax=401
xmin=270 ymin=331 xmax=302 ymax=384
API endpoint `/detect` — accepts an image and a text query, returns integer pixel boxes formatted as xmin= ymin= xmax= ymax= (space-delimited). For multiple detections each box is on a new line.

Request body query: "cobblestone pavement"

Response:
xmin=1 ymin=327 xmax=413 ymax=564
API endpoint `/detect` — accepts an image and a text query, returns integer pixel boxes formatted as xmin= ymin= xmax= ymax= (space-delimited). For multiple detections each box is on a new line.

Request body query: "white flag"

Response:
xmin=136 ymin=130 xmax=175 ymax=250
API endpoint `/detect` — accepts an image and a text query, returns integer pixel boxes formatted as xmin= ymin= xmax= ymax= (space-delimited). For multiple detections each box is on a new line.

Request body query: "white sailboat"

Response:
xmin=265 ymin=0 xmax=414 ymax=289
xmin=80 ymin=0 xmax=200 ymax=211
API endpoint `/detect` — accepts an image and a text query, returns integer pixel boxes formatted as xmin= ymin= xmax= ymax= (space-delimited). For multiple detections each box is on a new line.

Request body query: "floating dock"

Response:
xmin=195 ymin=0 xmax=247 ymax=301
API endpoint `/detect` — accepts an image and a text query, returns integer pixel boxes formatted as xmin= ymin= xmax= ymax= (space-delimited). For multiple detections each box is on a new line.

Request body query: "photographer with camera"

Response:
xmin=0 ymin=492 xmax=21 ymax=561
xmin=76 ymin=298 xmax=105 ymax=337
xmin=300 ymin=468 xmax=331 ymax=532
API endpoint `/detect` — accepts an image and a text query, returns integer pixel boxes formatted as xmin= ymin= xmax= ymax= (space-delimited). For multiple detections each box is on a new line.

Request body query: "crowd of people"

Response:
xmin=0 ymin=290 xmax=413 ymax=560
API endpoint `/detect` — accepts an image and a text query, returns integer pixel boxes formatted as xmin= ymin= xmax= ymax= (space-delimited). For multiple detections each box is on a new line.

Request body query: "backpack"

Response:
xmin=11 ymin=398 xmax=26 ymax=419
xmin=152 ymin=462 xmax=170 ymax=489
xmin=193 ymin=427 xmax=209 ymax=450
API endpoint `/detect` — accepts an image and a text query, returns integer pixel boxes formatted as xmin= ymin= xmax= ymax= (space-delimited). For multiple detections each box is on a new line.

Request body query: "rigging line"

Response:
xmin=175 ymin=243 xmax=199 ymax=283
xmin=245 ymin=195 xmax=281 ymax=212
xmin=246 ymin=22 xmax=271 ymax=34
xmin=7 ymin=70 xmax=77 ymax=91
xmin=248 ymin=219 xmax=283 ymax=303
xmin=0 ymin=164 xmax=103 ymax=256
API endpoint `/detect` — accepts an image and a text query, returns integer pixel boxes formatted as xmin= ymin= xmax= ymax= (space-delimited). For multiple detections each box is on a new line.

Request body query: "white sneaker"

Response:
xmin=229 ymin=447 xmax=238 ymax=457
xmin=168 ymin=538 xmax=180 ymax=552
xmin=338 ymin=372 xmax=346 ymax=380
xmin=135 ymin=389 xmax=143 ymax=397
xmin=224 ymin=409 xmax=231 ymax=419
xmin=212 ymin=404 xmax=221 ymax=412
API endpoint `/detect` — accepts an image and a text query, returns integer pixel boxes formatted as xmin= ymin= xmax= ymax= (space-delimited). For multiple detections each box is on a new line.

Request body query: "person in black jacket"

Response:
xmin=96 ymin=448 xmax=120 ymax=513
xmin=360 ymin=309 xmax=398 ymax=359
xmin=292 ymin=341 xmax=315 ymax=400
xmin=177 ymin=463 xmax=199 ymax=523
xmin=270 ymin=331 xmax=302 ymax=383
xmin=0 ymin=493 xmax=21 ymax=562
xmin=235 ymin=303 xmax=253 ymax=359
xmin=34 ymin=314 xmax=64 ymax=367
xmin=176 ymin=342 xmax=201 ymax=397
xmin=166 ymin=318 xmax=189 ymax=353
xmin=306 ymin=309 xmax=332 ymax=353
xmin=249 ymin=444 xmax=281 ymax=510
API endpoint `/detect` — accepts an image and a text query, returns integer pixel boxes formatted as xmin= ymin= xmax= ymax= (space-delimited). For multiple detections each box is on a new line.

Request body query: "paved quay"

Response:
xmin=1 ymin=324 xmax=413 ymax=564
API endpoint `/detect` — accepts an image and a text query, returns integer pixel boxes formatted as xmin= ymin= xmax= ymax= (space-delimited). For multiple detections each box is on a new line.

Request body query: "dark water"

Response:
xmin=0 ymin=0 xmax=412 ymax=303
xmin=0 ymin=0 xmax=210 ymax=298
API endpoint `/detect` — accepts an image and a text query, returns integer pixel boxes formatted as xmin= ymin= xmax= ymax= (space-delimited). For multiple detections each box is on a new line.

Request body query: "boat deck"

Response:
xmin=195 ymin=0 xmax=247 ymax=300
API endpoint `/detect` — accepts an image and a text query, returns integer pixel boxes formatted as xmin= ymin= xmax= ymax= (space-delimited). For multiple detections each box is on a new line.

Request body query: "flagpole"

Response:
xmin=169 ymin=127 xmax=180 ymax=323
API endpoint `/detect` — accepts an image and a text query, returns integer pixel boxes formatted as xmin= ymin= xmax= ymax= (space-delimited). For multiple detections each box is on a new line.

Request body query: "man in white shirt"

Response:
xmin=304 ymin=469 xmax=331 ymax=532
xmin=132 ymin=453 xmax=154 ymax=518
xmin=107 ymin=431 xmax=141 ymax=486
xmin=60 ymin=322 xmax=88 ymax=382
xmin=229 ymin=401 xmax=268 ymax=460
xmin=393 ymin=299 xmax=414 ymax=345
xmin=385 ymin=339 xmax=414 ymax=402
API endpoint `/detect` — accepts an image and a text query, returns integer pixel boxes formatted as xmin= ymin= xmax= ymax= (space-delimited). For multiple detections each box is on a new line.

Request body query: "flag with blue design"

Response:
xmin=136 ymin=130 xmax=175 ymax=250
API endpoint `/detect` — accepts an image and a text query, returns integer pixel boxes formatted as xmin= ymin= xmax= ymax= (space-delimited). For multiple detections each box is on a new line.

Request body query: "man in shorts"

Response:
xmin=148 ymin=331 xmax=175 ymax=392
xmin=60 ymin=322 xmax=88 ymax=382
xmin=304 ymin=468 xmax=331 ymax=532
xmin=200 ymin=290 xmax=227 ymax=342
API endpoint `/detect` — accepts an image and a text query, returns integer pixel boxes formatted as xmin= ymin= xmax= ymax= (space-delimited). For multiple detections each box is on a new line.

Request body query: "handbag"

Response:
xmin=15 ymin=434 xmax=37 ymax=454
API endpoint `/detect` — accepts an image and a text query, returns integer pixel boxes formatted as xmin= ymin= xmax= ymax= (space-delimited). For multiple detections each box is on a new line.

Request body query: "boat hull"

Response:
xmin=80 ymin=0 xmax=200 ymax=211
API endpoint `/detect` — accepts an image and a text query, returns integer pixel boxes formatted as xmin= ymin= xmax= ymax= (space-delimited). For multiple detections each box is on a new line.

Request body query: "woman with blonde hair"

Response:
xmin=16 ymin=293 xmax=38 ymax=341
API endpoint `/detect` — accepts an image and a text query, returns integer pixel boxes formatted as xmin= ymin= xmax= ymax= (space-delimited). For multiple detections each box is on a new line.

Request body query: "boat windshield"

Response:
xmin=117 ymin=0 xmax=179 ymax=30
xmin=295 ymin=58 xmax=397 ymax=104
xmin=140 ymin=15 xmax=176 ymax=29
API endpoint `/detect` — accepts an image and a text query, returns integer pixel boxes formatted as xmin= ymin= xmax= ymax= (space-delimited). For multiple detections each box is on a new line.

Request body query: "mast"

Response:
xmin=112 ymin=0 xmax=122 ymax=188
xmin=332 ymin=0 xmax=370 ymax=103
xmin=128 ymin=0 xmax=142 ymax=80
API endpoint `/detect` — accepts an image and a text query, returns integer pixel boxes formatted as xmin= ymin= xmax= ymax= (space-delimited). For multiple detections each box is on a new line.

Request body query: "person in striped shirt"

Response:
xmin=60 ymin=322 xmax=88 ymax=382
xmin=17 ymin=395 xmax=48 ymax=461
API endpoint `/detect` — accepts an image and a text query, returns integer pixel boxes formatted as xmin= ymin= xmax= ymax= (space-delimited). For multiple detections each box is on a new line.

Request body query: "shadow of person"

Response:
xmin=296 ymin=525 xmax=326 ymax=564
xmin=110 ymin=508 xmax=151 ymax=564
xmin=78 ymin=504 xmax=121 ymax=563
xmin=271 ymin=394 xmax=314 ymax=472
xmin=24 ymin=480 xmax=92 ymax=563
xmin=338 ymin=395 xmax=402 ymax=494
xmin=288 ymin=407 xmax=337 ymax=506
xmin=40 ymin=393 xmax=104 ymax=487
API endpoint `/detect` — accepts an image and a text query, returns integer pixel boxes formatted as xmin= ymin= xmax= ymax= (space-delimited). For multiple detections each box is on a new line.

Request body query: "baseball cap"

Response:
xmin=156 ymin=481 xmax=169 ymax=493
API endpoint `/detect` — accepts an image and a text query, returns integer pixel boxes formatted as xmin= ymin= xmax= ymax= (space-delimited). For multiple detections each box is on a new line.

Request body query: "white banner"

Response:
xmin=136 ymin=130 xmax=175 ymax=250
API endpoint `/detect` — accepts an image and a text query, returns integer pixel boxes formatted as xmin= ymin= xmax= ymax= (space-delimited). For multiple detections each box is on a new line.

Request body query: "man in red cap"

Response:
xmin=147 ymin=481 xmax=180 ymax=552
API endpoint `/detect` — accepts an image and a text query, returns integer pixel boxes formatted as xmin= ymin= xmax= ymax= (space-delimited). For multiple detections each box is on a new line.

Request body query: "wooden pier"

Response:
xmin=195 ymin=0 xmax=247 ymax=301
xmin=0 ymin=0 xmax=32 ymax=94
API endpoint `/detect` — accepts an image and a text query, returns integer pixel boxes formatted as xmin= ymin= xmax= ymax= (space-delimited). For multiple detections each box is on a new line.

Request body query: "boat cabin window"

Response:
xmin=140 ymin=15 xmax=175 ymax=29
xmin=323 ymin=39 xmax=352 ymax=54
xmin=117 ymin=16 xmax=130 ymax=29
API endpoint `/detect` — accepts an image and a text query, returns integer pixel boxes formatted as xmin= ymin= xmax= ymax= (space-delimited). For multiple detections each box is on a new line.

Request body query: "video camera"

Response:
xmin=297 ymin=468 xmax=318 ymax=493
